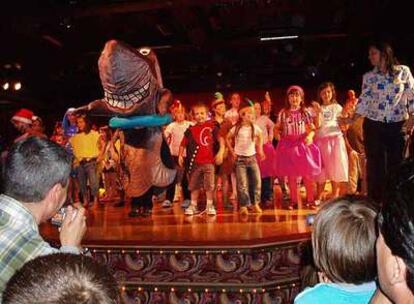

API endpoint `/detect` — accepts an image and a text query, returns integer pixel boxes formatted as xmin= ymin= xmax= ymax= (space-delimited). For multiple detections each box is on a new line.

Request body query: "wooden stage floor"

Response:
xmin=40 ymin=198 xmax=315 ymax=248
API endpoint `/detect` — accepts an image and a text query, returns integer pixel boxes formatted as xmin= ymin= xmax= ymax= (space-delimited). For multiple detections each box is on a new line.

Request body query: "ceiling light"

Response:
xmin=2 ymin=82 xmax=9 ymax=90
xmin=260 ymin=35 xmax=299 ymax=41
xmin=14 ymin=82 xmax=22 ymax=91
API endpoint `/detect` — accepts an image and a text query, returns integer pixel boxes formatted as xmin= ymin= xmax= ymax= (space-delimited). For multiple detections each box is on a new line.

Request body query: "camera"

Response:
xmin=51 ymin=207 xmax=77 ymax=227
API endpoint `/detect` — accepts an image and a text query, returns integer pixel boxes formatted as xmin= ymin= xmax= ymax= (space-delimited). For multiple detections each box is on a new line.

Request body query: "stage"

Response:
xmin=40 ymin=193 xmax=315 ymax=304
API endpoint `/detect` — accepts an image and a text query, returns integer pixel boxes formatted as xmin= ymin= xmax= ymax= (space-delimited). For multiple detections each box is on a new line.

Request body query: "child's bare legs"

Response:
xmin=331 ymin=181 xmax=341 ymax=199
xmin=288 ymin=176 xmax=299 ymax=209
xmin=303 ymin=177 xmax=315 ymax=203
xmin=190 ymin=189 xmax=200 ymax=205
xmin=316 ymin=182 xmax=326 ymax=201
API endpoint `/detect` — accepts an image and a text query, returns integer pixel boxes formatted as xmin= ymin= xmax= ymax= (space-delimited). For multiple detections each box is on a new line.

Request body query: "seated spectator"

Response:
xmin=2 ymin=253 xmax=120 ymax=304
xmin=0 ymin=137 xmax=87 ymax=297
xmin=371 ymin=158 xmax=414 ymax=303
xmin=295 ymin=195 xmax=378 ymax=304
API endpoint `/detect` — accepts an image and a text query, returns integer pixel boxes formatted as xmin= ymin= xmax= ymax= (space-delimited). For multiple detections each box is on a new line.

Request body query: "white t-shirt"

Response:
xmin=229 ymin=124 xmax=262 ymax=157
xmin=164 ymin=120 xmax=193 ymax=156
xmin=317 ymin=103 xmax=343 ymax=138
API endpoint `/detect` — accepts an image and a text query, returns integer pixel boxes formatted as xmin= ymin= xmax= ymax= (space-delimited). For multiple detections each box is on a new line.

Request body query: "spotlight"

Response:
xmin=14 ymin=82 xmax=22 ymax=91
xmin=2 ymin=82 xmax=9 ymax=90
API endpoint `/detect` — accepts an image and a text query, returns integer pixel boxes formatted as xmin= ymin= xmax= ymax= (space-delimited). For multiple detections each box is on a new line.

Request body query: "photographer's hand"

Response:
xmin=59 ymin=206 xmax=87 ymax=250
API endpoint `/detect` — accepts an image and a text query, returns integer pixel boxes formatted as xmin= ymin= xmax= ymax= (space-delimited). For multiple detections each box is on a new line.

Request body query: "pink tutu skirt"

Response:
xmin=274 ymin=135 xmax=321 ymax=177
xmin=258 ymin=142 xmax=275 ymax=178
xmin=314 ymin=134 xmax=348 ymax=182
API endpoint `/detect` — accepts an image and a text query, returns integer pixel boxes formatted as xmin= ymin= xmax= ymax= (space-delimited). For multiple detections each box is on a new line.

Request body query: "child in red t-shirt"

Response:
xmin=179 ymin=103 xmax=224 ymax=216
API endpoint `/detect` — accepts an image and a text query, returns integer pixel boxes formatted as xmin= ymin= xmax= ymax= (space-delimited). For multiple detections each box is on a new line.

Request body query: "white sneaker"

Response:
xmin=206 ymin=205 xmax=217 ymax=216
xmin=162 ymin=200 xmax=172 ymax=208
xmin=185 ymin=204 xmax=198 ymax=215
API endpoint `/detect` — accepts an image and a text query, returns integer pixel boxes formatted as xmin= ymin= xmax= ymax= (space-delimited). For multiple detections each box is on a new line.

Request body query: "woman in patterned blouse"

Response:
xmin=351 ymin=41 xmax=414 ymax=203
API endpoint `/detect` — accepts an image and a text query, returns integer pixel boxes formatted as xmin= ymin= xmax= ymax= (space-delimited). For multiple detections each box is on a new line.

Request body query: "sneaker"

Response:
xmin=239 ymin=206 xmax=249 ymax=216
xmin=162 ymin=200 xmax=172 ymax=208
xmin=185 ymin=204 xmax=198 ymax=215
xmin=206 ymin=205 xmax=217 ymax=216
xmin=181 ymin=199 xmax=191 ymax=209
xmin=251 ymin=204 xmax=263 ymax=214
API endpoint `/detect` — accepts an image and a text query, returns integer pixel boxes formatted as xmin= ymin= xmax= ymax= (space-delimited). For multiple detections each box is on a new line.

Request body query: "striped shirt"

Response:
xmin=278 ymin=109 xmax=313 ymax=137
xmin=0 ymin=194 xmax=79 ymax=298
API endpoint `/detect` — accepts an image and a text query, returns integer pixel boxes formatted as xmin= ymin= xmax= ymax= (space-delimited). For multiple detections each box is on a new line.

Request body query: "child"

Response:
xmin=69 ymin=114 xmax=101 ymax=207
xmin=163 ymin=100 xmax=193 ymax=208
xmin=178 ymin=103 xmax=224 ymax=216
xmin=226 ymin=99 xmax=264 ymax=216
xmin=274 ymin=85 xmax=321 ymax=210
xmin=224 ymin=92 xmax=241 ymax=200
xmin=211 ymin=93 xmax=233 ymax=209
xmin=294 ymin=196 xmax=378 ymax=303
xmin=313 ymin=82 xmax=349 ymax=201
xmin=254 ymin=101 xmax=275 ymax=207
xmin=342 ymin=90 xmax=366 ymax=195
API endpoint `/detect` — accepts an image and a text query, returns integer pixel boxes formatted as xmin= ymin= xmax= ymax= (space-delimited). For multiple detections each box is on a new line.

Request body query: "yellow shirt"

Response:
xmin=70 ymin=131 xmax=100 ymax=161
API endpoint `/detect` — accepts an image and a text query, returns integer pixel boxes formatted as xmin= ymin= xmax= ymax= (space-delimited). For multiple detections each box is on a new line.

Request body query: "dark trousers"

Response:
xmin=131 ymin=188 xmax=153 ymax=210
xmin=363 ymin=118 xmax=404 ymax=203
xmin=166 ymin=156 xmax=190 ymax=202
xmin=261 ymin=177 xmax=273 ymax=202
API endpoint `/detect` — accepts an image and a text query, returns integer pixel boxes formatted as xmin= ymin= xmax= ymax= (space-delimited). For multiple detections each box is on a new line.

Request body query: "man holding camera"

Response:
xmin=0 ymin=137 xmax=87 ymax=297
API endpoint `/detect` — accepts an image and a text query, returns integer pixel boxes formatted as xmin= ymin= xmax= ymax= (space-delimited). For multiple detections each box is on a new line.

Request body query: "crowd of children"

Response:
xmin=3 ymin=83 xmax=373 ymax=215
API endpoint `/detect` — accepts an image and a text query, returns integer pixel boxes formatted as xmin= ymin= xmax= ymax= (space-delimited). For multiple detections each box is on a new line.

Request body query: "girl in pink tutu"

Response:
xmin=274 ymin=86 xmax=322 ymax=210
xmin=313 ymin=82 xmax=349 ymax=201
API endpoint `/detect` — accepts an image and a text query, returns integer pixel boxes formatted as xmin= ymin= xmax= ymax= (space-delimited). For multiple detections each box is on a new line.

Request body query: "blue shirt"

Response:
xmin=356 ymin=65 xmax=414 ymax=123
xmin=294 ymin=281 xmax=376 ymax=304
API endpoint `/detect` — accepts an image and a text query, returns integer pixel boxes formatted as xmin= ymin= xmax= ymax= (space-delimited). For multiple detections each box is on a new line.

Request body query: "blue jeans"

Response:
xmin=76 ymin=160 xmax=99 ymax=198
xmin=235 ymin=155 xmax=261 ymax=207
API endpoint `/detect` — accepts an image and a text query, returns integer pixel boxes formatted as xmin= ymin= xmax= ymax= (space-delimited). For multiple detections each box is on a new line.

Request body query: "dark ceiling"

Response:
xmin=1 ymin=0 xmax=414 ymax=111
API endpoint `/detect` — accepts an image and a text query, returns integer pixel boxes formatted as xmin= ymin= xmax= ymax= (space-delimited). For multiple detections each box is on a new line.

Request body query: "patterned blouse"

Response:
xmin=356 ymin=65 xmax=414 ymax=123
xmin=278 ymin=108 xmax=313 ymax=137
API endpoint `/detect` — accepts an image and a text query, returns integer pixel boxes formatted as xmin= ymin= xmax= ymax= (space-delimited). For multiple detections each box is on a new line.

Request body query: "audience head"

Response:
xmin=2 ymin=253 xmax=120 ymax=304
xmin=377 ymin=159 xmax=414 ymax=302
xmin=2 ymin=137 xmax=72 ymax=223
xmin=312 ymin=195 xmax=378 ymax=284
xmin=317 ymin=81 xmax=337 ymax=105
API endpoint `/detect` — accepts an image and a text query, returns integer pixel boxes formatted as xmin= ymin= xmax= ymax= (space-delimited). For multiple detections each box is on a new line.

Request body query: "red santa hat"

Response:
xmin=11 ymin=108 xmax=34 ymax=125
